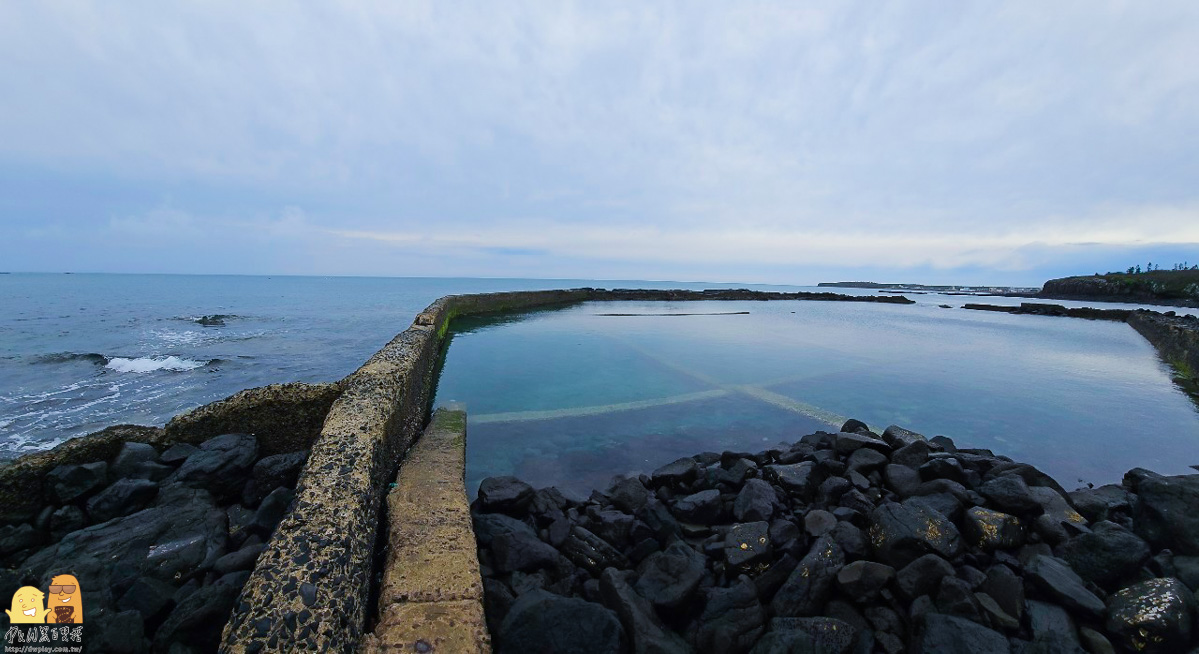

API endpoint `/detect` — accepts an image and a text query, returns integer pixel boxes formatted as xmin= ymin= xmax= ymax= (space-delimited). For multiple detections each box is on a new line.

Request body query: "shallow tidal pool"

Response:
xmin=433 ymin=299 xmax=1199 ymax=497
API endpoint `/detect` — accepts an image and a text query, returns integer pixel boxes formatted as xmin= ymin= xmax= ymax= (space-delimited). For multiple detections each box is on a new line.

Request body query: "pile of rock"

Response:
xmin=0 ymin=433 xmax=307 ymax=653
xmin=472 ymin=421 xmax=1199 ymax=653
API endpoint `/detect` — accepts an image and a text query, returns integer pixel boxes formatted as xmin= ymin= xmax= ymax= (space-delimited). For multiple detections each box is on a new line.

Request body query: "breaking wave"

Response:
xmin=104 ymin=356 xmax=211 ymax=373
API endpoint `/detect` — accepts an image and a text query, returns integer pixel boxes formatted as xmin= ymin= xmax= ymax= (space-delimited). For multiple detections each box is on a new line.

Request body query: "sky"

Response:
xmin=1 ymin=2 xmax=1197 ymax=286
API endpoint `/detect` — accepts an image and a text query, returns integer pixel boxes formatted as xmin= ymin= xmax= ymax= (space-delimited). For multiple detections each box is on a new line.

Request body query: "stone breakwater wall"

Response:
xmin=473 ymin=422 xmax=1199 ymax=654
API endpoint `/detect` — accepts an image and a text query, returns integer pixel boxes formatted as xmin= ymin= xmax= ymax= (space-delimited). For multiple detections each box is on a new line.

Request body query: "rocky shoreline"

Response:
xmin=472 ymin=421 xmax=1199 ymax=654
xmin=0 ymin=431 xmax=306 ymax=652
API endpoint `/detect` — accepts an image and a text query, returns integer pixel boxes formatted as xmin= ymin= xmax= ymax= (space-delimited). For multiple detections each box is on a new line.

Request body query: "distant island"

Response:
xmin=1039 ymin=268 xmax=1199 ymax=307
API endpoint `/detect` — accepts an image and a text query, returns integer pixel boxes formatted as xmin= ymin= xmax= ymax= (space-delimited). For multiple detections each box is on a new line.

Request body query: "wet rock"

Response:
xmin=153 ymin=571 xmax=248 ymax=652
xmin=635 ymin=541 xmax=705 ymax=611
xmin=213 ymin=542 xmax=266 ymax=576
xmin=1068 ymin=484 xmax=1133 ymax=523
xmin=86 ymin=478 xmax=159 ymax=523
xmin=962 ymin=506 xmax=1024 ymax=551
xmin=1061 ymin=520 xmax=1150 ymax=586
xmin=652 ymin=457 xmax=699 ymax=486
xmin=159 ymin=443 xmax=197 ymax=465
xmin=726 ymin=521 xmax=771 ymax=569
xmin=835 ymin=560 xmax=894 ymax=601
xmin=847 ymin=448 xmax=887 ymax=474
xmin=891 ymin=440 xmax=931 ymax=469
xmin=1024 ymin=554 xmax=1105 ymax=618
xmin=562 ymin=525 xmax=628 ymax=574
xmin=695 ymin=580 xmax=765 ymax=654
xmin=249 ymin=486 xmax=294 ymax=535
xmin=867 ymin=499 xmax=963 ymax=568
xmin=920 ymin=457 xmax=967 ymax=484
xmin=478 ymin=476 xmax=535 ymax=514
xmin=803 ymin=510 xmax=837 ymax=537
xmin=734 ymin=479 xmax=777 ymax=523
xmin=883 ymin=464 xmax=921 ymax=497
xmin=609 ymin=477 xmax=652 ymax=514
xmin=1126 ymin=470 xmax=1199 ymax=555
xmin=499 ymin=590 xmax=624 ymax=654
xmin=833 ymin=432 xmax=890 ymax=455
xmin=769 ymin=616 xmax=856 ymax=654
xmin=979 ymin=474 xmax=1040 ymax=514
xmin=764 ymin=462 xmax=817 ymax=496
xmin=474 ymin=512 xmax=537 ymax=546
xmin=492 ymin=530 xmax=562 ymax=573
xmin=243 ymin=450 xmax=307 ymax=506
xmin=599 ymin=568 xmax=692 ymax=654
xmin=912 ymin=613 xmax=1008 ymax=654
xmin=47 ymin=461 xmax=108 ymax=504
xmin=1105 ymin=577 xmax=1195 ymax=654
xmin=167 ymin=433 xmax=258 ymax=501
xmin=672 ymin=489 xmax=721 ymax=524
xmin=771 ymin=535 xmax=844 ymax=617
xmin=895 ymin=553 xmax=956 ymax=601
xmin=110 ymin=442 xmax=160 ymax=479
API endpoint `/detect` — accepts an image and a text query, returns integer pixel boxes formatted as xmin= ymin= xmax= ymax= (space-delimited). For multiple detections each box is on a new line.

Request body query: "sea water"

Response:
xmin=435 ymin=299 xmax=1199 ymax=495
xmin=3 ymin=273 xmax=1196 ymax=494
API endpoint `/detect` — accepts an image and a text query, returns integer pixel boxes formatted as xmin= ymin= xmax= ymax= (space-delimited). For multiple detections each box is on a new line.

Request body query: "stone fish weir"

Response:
xmin=1 ymin=287 xmax=1195 ymax=652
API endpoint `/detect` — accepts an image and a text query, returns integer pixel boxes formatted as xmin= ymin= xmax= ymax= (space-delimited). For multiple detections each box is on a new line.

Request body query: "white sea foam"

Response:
xmin=105 ymin=356 xmax=205 ymax=373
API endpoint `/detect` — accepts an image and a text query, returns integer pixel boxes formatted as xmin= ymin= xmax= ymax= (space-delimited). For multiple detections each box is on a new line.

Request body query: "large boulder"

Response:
xmin=695 ymin=580 xmax=766 ymax=654
xmin=599 ymin=569 xmax=692 ymax=654
xmin=635 ymin=541 xmax=705 ymax=611
xmin=1024 ymin=554 xmax=1105 ymax=618
xmin=85 ymin=478 xmax=159 ymax=523
xmin=734 ymin=479 xmax=778 ymax=523
xmin=771 ymin=535 xmax=844 ymax=617
xmin=1061 ymin=520 xmax=1151 ymax=586
xmin=46 ymin=462 xmax=108 ymax=504
xmin=166 ymin=433 xmax=258 ymax=501
xmin=499 ymin=590 xmax=624 ymax=654
xmin=1126 ymin=470 xmax=1199 ymax=555
xmin=1105 ymin=577 xmax=1195 ymax=654
xmin=867 ymin=499 xmax=963 ymax=568
xmin=478 ymin=476 xmax=535 ymax=514
xmin=153 ymin=571 xmax=248 ymax=652
xmin=911 ymin=613 xmax=1008 ymax=654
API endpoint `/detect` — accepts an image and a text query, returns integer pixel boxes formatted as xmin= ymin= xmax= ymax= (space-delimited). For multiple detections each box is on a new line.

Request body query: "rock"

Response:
xmin=226 ymin=503 xmax=256 ymax=549
xmin=867 ymin=499 xmax=963 ymax=568
xmin=836 ymin=560 xmax=894 ymax=601
xmin=159 ymin=443 xmax=198 ymax=464
xmin=1105 ymin=577 xmax=1195 ymax=654
xmin=834 ymin=432 xmax=890 ymax=455
xmin=213 ymin=542 xmax=266 ymax=576
xmin=979 ymin=564 xmax=1024 ymax=621
xmin=610 ymin=477 xmax=652 ymax=514
xmin=249 ymin=486 xmax=294 ymax=535
xmin=975 ymin=592 xmax=1019 ymax=631
xmin=167 ymin=433 xmax=258 ymax=501
xmin=562 ymin=525 xmax=628 ymax=574
xmin=747 ymin=629 xmax=816 ymax=654
xmin=474 ymin=512 xmax=537 ymax=546
xmin=764 ymin=462 xmax=817 ymax=496
xmin=1068 ymin=484 xmax=1133 ymax=523
xmin=499 ymin=590 xmax=624 ymax=654
xmin=592 ymin=510 xmax=635 ymax=548
xmin=1127 ymin=471 xmax=1199 ymax=555
xmin=771 ymin=535 xmax=844 ymax=617
xmin=695 ymin=580 xmax=765 ymax=654
xmin=652 ymin=457 xmax=699 ymax=486
xmin=769 ymin=616 xmax=856 ymax=654
xmin=753 ymin=552 xmax=798 ymax=601
xmin=242 ymin=450 xmax=307 ymax=506
xmin=818 ymin=477 xmax=852 ymax=504
xmin=979 ymin=475 xmax=1040 ymax=514
xmin=635 ymin=541 xmax=705 ymax=611
xmin=895 ymin=553 xmax=956 ymax=601
xmin=117 ymin=576 xmax=178 ymax=622
xmin=803 ymin=510 xmax=837 ymax=537
xmin=478 ymin=476 xmax=535 ymax=514
xmin=920 ymin=457 xmax=967 ymax=484
xmin=86 ymin=478 xmax=159 ymax=523
xmin=962 ymin=507 xmax=1024 ymax=551
xmin=638 ymin=499 xmax=682 ymax=544
xmin=153 ymin=571 xmax=247 ymax=651
xmin=985 ymin=462 xmax=1067 ymax=496
xmin=492 ymin=530 xmax=562 ymax=573
xmin=1024 ymin=554 xmax=1105 ymax=618
xmin=1028 ymin=486 xmax=1088 ymax=545
xmin=0 ymin=523 xmax=39 ymax=556
xmin=912 ymin=613 xmax=1008 ymax=654
xmin=891 ymin=440 xmax=931 ymax=469
xmin=883 ymin=464 xmax=921 ymax=497
xmin=847 ymin=448 xmax=887 ymax=474
xmin=910 ymin=492 xmax=963 ymax=522
xmin=929 ymin=435 xmax=956 ymax=452
xmin=672 ymin=489 xmax=721 ymax=524
xmin=1077 ymin=627 xmax=1115 ymax=654
xmin=726 ymin=521 xmax=772 ymax=569
xmin=110 ymin=442 xmax=160 ymax=479
xmin=1026 ymin=599 xmax=1079 ymax=648
xmin=882 ymin=425 xmax=927 ymax=449
xmin=91 ymin=609 xmax=146 ymax=653
xmin=599 ymin=568 xmax=692 ymax=654
xmin=1061 ymin=520 xmax=1150 ymax=586
xmin=49 ymin=505 xmax=86 ymax=540
xmin=840 ymin=418 xmax=872 ymax=434
xmin=130 ymin=461 xmax=174 ymax=482
xmin=46 ymin=461 xmax=108 ymax=504
xmin=935 ymin=576 xmax=984 ymax=624
xmin=734 ymin=479 xmax=777 ymax=523
xmin=1172 ymin=555 xmax=1199 ymax=591
xmin=829 ymin=522 xmax=866 ymax=559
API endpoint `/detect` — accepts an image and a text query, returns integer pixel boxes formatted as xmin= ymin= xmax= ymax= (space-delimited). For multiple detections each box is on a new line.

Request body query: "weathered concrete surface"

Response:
xmin=360 ymin=406 xmax=489 ymax=653
xmin=165 ymin=381 xmax=343 ymax=455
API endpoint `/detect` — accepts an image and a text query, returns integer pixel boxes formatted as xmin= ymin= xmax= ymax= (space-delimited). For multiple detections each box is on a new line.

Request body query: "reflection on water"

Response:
xmin=433 ymin=300 xmax=1199 ymax=496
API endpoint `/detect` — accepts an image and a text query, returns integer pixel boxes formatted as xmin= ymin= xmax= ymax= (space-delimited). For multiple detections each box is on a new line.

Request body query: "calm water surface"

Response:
xmin=435 ymin=299 xmax=1199 ymax=495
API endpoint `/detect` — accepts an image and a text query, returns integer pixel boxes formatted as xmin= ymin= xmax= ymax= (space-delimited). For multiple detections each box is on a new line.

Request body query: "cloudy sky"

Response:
xmin=1 ymin=2 xmax=1197 ymax=285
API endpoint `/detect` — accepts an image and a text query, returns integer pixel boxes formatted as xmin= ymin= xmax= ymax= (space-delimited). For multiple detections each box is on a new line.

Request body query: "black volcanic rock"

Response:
xmin=1062 ymin=520 xmax=1150 ymax=586
xmin=1105 ymin=577 xmax=1195 ymax=654
xmin=500 ymin=590 xmax=625 ymax=654
xmin=771 ymin=535 xmax=844 ymax=617
xmin=478 ymin=476 xmax=535 ymax=514
xmin=868 ymin=499 xmax=963 ymax=568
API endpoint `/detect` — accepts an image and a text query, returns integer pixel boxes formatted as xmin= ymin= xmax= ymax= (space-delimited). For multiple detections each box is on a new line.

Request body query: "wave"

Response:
xmin=173 ymin=314 xmax=242 ymax=326
xmin=33 ymin=352 xmax=110 ymax=365
xmin=104 ymin=356 xmax=213 ymax=373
